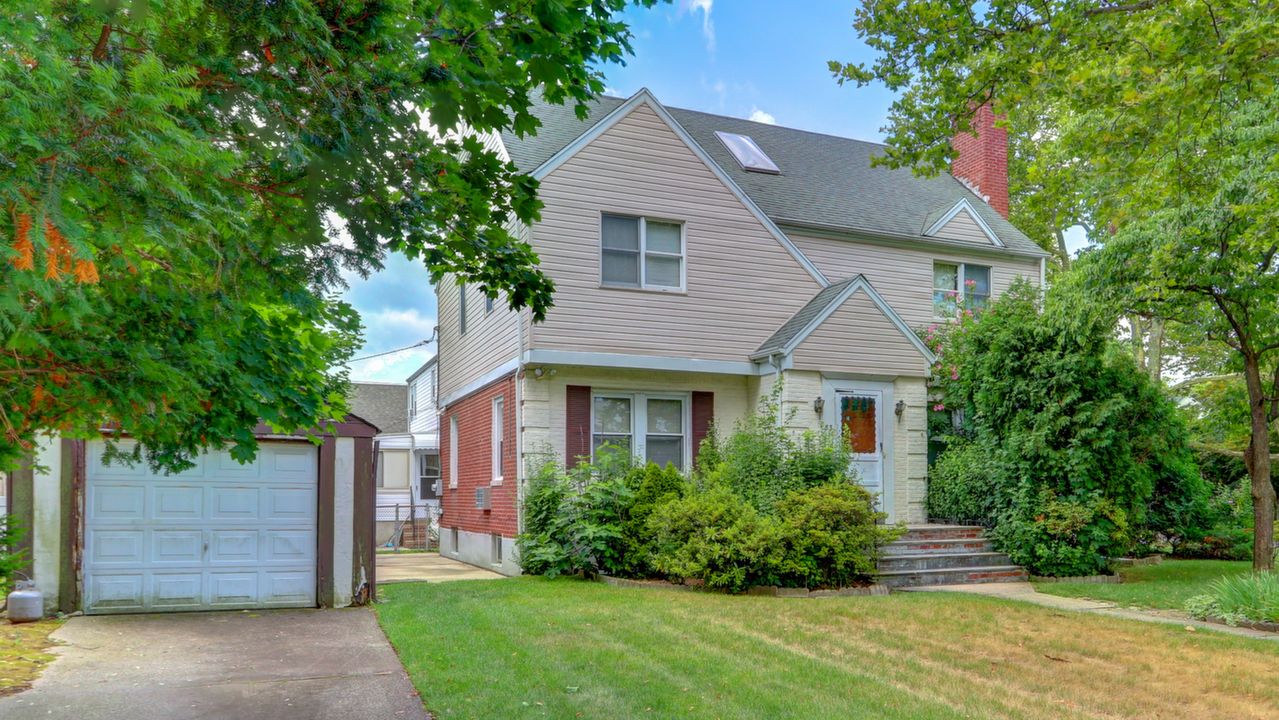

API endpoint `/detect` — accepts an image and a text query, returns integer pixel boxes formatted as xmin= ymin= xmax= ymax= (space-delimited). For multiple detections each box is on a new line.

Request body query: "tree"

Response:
xmin=837 ymin=0 xmax=1279 ymax=569
xmin=0 ymin=0 xmax=658 ymax=471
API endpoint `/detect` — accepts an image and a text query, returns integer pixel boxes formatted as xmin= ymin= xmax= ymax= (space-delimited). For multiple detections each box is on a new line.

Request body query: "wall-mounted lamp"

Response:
xmin=895 ymin=400 xmax=906 ymax=419
xmin=813 ymin=396 xmax=825 ymax=415
xmin=530 ymin=366 xmax=557 ymax=380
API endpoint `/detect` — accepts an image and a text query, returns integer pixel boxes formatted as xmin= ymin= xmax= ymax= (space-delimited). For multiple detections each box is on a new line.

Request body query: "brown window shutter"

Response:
xmin=691 ymin=391 xmax=714 ymax=464
xmin=565 ymin=385 xmax=592 ymax=469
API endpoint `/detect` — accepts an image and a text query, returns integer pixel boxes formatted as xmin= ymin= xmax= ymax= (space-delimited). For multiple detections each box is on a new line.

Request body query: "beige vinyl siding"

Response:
xmin=528 ymin=103 xmax=821 ymax=360
xmin=931 ymin=209 xmax=995 ymax=245
xmin=408 ymin=365 xmax=439 ymax=435
xmin=790 ymin=291 xmax=931 ymax=377
xmin=788 ymin=233 xmax=1041 ymax=328
xmin=892 ymin=376 xmax=929 ymax=523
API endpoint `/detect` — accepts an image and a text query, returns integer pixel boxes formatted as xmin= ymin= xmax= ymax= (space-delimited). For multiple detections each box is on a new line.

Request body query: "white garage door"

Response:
xmin=84 ymin=441 xmax=318 ymax=614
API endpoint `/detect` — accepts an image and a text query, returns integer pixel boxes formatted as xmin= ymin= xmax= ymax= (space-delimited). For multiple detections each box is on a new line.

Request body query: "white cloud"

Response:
xmin=748 ymin=107 xmax=776 ymax=125
xmin=680 ymin=0 xmax=715 ymax=54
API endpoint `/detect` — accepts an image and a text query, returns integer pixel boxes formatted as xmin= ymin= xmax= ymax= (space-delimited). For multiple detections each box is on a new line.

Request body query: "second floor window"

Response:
xmin=459 ymin=283 xmax=468 ymax=335
xmin=933 ymin=262 xmax=991 ymax=317
xmin=600 ymin=213 xmax=685 ymax=291
xmin=409 ymin=383 xmax=418 ymax=419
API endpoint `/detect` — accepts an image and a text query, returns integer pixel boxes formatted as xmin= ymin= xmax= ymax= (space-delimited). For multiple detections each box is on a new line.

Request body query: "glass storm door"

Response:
xmin=839 ymin=391 xmax=884 ymax=499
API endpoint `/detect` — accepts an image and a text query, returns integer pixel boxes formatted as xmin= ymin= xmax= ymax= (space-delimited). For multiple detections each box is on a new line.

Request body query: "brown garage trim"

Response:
xmin=9 ymin=456 xmax=35 ymax=580
xmin=351 ymin=437 xmax=376 ymax=605
xmin=317 ymin=437 xmax=336 ymax=608
xmin=58 ymin=439 xmax=85 ymax=613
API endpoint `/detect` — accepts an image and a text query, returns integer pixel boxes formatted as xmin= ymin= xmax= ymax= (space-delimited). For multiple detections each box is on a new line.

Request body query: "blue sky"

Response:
xmin=343 ymin=1 xmax=1084 ymax=382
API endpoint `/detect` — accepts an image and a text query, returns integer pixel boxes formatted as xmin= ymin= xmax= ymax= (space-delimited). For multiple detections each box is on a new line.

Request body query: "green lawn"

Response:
xmin=1033 ymin=559 xmax=1253 ymax=610
xmin=1 ymin=619 xmax=60 ymax=697
xmin=376 ymin=577 xmax=1279 ymax=720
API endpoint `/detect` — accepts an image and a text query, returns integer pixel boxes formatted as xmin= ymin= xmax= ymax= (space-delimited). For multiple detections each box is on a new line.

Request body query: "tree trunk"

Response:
xmin=1242 ymin=355 xmax=1276 ymax=571
xmin=1129 ymin=315 xmax=1146 ymax=371
xmin=1146 ymin=317 xmax=1165 ymax=382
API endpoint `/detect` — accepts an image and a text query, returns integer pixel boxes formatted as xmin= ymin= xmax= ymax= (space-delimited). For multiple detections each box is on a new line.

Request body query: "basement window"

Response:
xmin=715 ymin=131 xmax=780 ymax=174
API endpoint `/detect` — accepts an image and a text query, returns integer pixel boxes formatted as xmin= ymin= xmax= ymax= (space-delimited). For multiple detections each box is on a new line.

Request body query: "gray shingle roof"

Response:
xmin=753 ymin=276 xmax=862 ymax=357
xmin=348 ymin=382 xmax=408 ymax=435
xmin=500 ymin=93 xmax=1047 ymax=257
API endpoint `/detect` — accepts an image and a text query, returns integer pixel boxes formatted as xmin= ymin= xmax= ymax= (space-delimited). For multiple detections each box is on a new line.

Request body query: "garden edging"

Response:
xmin=598 ymin=575 xmax=890 ymax=598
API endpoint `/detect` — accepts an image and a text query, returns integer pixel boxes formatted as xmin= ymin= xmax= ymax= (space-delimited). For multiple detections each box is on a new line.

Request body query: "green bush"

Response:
xmin=516 ymin=454 xmax=635 ymax=578
xmin=1186 ymin=572 xmax=1279 ymax=625
xmin=647 ymin=486 xmax=786 ymax=592
xmin=924 ymin=282 xmax=1212 ymax=575
xmin=711 ymin=389 xmax=852 ymax=514
xmin=775 ymin=483 xmax=900 ymax=589
xmin=1 ymin=516 xmax=26 ymax=596
xmin=926 ymin=441 xmax=999 ymax=525
xmin=618 ymin=463 xmax=689 ymax=576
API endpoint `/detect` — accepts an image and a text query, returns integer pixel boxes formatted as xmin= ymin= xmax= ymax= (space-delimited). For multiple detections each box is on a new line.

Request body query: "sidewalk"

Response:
xmin=906 ymin=581 xmax=1279 ymax=641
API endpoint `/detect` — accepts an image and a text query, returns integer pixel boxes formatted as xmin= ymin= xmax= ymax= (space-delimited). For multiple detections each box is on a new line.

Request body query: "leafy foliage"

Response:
xmin=0 ymin=515 xmax=26 ymax=596
xmin=838 ymin=0 xmax=1279 ymax=570
xmin=926 ymin=283 xmax=1209 ymax=575
xmin=1186 ymin=572 xmax=1279 ymax=625
xmin=647 ymin=485 xmax=785 ymax=592
xmin=774 ymin=483 xmax=898 ymax=590
xmin=0 ymin=0 xmax=660 ymax=471
xmin=925 ymin=441 xmax=999 ymax=526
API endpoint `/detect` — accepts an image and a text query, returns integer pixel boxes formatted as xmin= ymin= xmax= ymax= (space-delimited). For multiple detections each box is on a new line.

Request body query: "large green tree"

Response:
xmin=0 ymin=0 xmax=657 ymax=471
xmin=837 ymin=0 xmax=1279 ymax=568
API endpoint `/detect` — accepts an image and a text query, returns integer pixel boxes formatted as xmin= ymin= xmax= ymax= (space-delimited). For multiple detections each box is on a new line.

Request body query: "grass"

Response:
xmin=0 ymin=619 xmax=61 ymax=697
xmin=1033 ymin=559 xmax=1253 ymax=610
xmin=376 ymin=577 xmax=1279 ymax=720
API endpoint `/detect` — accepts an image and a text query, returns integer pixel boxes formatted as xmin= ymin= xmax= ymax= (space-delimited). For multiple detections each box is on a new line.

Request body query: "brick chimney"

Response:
xmin=951 ymin=104 xmax=1009 ymax=218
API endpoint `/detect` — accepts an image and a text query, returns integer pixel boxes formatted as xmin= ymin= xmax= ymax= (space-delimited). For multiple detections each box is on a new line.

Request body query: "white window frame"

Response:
xmin=418 ymin=452 xmax=441 ymax=500
xmin=409 ymin=383 xmax=418 ymax=419
xmin=590 ymin=391 xmax=691 ymax=470
xmin=491 ymin=395 xmax=505 ymax=484
xmin=933 ymin=261 xmax=992 ymax=319
xmin=448 ymin=415 xmax=458 ymax=489
xmin=599 ymin=213 xmax=687 ymax=293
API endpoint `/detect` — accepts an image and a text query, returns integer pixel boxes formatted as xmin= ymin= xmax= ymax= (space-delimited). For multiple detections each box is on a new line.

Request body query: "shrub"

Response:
xmin=1186 ymin=572 xmax=1279 ymax=625
xmin=647 ymin=486 xmax=786 ymax=592
xmin=924 ymin=282 xmax=1212 ymax=574
xmin=926 ymin=441 xmax=999 ymax=525
xmin=618 ymin=463 xmax=689 ymax=576
xmin=1 ymin=516 xmax=26 ymax=596
xmin=775 ymin=483 xmax=900 ymax=589
xmin=516 ymin=454 xmax=635 ymax=578
xmin=711 ymin=388 xmax=853 ymax=514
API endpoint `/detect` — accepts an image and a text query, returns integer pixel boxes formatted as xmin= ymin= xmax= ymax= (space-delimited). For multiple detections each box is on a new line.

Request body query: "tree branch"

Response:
xmin=92 ymin=24 xmax=112 ymax=62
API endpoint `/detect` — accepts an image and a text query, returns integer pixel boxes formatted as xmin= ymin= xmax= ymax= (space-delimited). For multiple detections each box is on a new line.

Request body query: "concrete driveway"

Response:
xmin=0 ymin=608 xmax=430 ymax=720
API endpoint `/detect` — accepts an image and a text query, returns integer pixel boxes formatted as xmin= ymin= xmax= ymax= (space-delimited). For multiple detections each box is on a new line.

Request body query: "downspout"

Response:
xmin=514 ymin=302 xmax=526 ymax=535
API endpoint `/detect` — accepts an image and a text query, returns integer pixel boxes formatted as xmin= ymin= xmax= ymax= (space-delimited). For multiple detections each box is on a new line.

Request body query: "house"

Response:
xmin=6 ymin=418 xmax=379 ymax=614
xmin=435 ymin=89 xmax=1048 ymax=575
xmin=349 ymin=375 xmax=441 ymax=544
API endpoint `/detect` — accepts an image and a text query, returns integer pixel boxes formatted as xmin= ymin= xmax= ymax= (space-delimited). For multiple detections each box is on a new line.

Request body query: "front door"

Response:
xmin=838 ymin=390 xmax=884 ymax=500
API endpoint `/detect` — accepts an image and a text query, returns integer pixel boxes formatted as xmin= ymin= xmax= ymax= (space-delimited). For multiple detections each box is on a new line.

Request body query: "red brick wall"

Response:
xmin=440 ymin=374 xmax=518 ymax=538
xmin=951 ymin=103 xmax=1009 ymax=219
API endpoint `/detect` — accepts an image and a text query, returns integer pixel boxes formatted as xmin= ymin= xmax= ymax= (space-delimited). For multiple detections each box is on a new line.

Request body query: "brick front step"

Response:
xmin=877 ymin=565 xmax=1029 ymax=588
xmin=881 ymin=538 xmax=994 ymax=556
xmin=899 ymin=524 xmax=986 ymax=541
xmin=877 ymin=551 xmax=1014 ymax=573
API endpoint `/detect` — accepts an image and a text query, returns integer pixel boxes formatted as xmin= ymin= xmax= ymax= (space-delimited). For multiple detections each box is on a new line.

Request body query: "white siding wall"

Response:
xmin=931 ymin=209 xmax=996 ymax=245
xmin=790 ymin=291 xmax=930 ymax=378
xmin=892 ymin=376 xmax=929 ymax=523
xmin=528 ymin=103 xmax=822 ymax=359
xmin=788 ymin=232 xmax=1041 ymax=328
xmin=436 ymin=276 xmax=523 ymax=404
xmin=408 ymin=364 xmax=440 ymax=434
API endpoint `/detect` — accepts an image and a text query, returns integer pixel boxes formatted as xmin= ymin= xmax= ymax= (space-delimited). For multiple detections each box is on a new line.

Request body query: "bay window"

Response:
xmin=600 ymin=213 xmax=685 ymax=291
xmin=591 ymin=392 xmax=689 ymax=470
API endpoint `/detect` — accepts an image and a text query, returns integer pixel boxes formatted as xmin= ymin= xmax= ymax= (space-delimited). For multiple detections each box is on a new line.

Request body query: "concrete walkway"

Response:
xmin=907 ymin=581 xmax=1279 ymax=641
xmin=378 ymin=551 xmax=506 ymax=584
xmin=0 ymin=608 xmax=430 ymax=720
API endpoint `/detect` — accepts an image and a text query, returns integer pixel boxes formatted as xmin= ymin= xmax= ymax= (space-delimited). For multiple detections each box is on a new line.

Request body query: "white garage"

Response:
xmin=83 ymin=441 xmax=319 ymax=613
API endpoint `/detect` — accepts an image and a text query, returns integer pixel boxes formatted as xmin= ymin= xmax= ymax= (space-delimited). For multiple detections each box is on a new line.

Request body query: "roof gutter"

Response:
xmin=773 ymin=217 xmax=1051 ymax=260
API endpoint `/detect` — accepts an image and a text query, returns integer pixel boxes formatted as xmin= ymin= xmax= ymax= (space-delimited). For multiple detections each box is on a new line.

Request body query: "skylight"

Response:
xmin=714 ymin=131 xmax=780 ymax=174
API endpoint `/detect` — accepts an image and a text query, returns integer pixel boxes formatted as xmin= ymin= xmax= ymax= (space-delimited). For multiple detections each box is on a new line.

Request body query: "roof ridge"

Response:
xmin=665 ymin=104 xmax=890 ymax=150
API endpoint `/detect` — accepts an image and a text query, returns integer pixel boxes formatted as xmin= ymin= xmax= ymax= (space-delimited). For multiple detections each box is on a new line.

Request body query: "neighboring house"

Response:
xmin=435 ymin=89 xmax=1048 ymax=575
xmin=349 ymin=380 xmax=426 ymax=543
xmin=7 ymin=419 xmax=378 ymax=615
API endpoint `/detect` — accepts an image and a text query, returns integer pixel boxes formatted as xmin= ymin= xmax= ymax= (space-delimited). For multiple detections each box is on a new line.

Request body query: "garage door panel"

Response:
xmin=151 ymin=574 xmax=203 ymax=609
xmin=87 ymin=442 xmax=145 ymax=478
xmin=209 ymin=487 xmax=260 ymax=520
xmin=88 ymin=529 xmax=145 ymax=565
xmin=153 ymin=485 xmax=203 ymax=520
xmin=264 ymin=487 xmax=314 ymax=520
xmin=264 ymin=530 xmax=313 ymax=563
xmin=151 ymin=530 xmax=204 ymax=564
xmin=85 ymin=442 xmax=318 ymax=614
xmin=88 ymin=484 xmax=146 ymax=522
xmin=88 ymin=574 xmax=145 ymax=611
xmin=209 ymin=530 xmax=258 ymax=564
xmin=263 ymin=571 xmax=315 ymax=605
